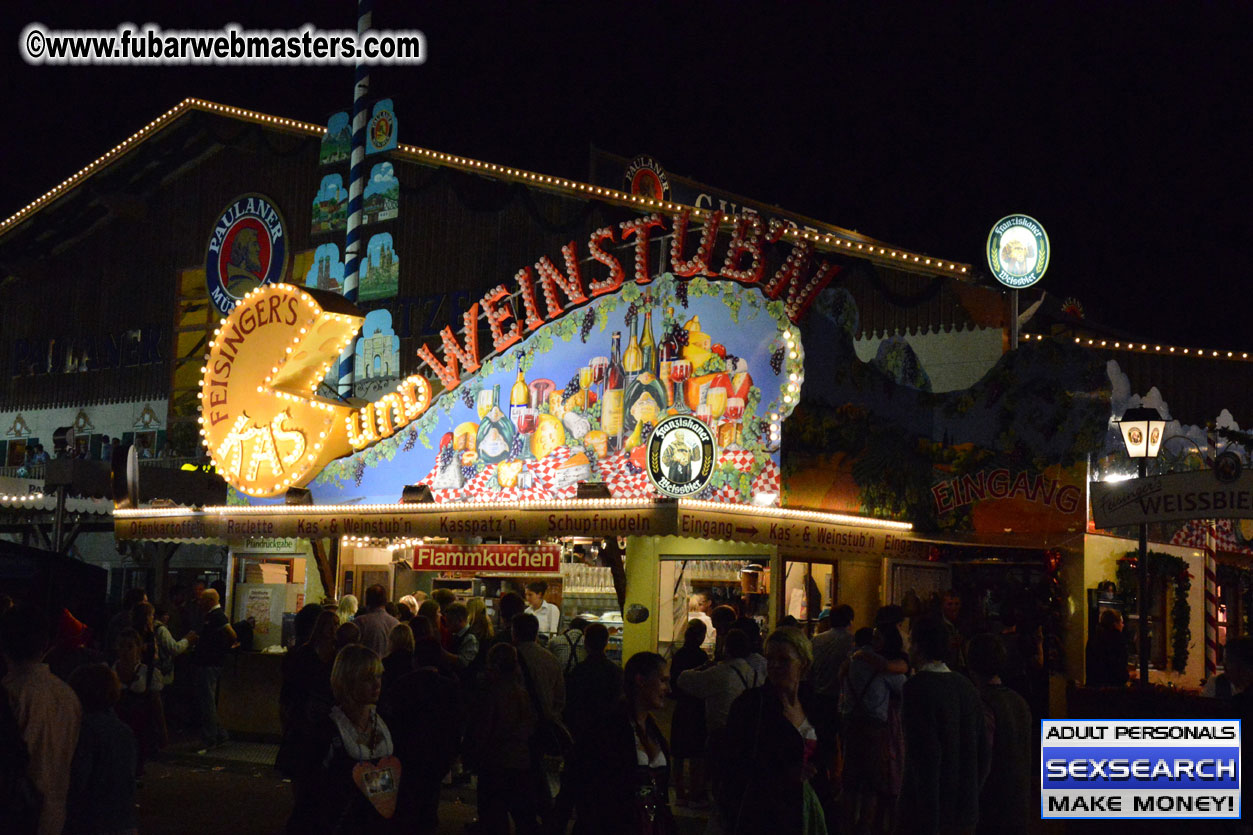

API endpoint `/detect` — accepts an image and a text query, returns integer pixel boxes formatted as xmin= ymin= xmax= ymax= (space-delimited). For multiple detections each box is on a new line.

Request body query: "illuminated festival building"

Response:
xmin=4 ymin=99 xmax=1252 ymax=724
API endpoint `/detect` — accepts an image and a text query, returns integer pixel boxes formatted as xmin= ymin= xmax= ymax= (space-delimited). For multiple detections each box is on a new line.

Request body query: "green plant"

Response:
xmin=1115 ymin=551 xmax=1192 ymax=674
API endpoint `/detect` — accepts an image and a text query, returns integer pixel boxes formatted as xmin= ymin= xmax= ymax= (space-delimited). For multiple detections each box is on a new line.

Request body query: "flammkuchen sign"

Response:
xmin=408 ymin=544 xmax=560 ymax=573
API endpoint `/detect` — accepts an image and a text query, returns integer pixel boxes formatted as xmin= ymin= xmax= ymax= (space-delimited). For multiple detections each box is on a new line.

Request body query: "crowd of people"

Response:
xmin=0 ymin=578 xmax=244 ymax=834
xmin=663 ymin=594 xmax=1042 ymax=835
xmin=266 ymin=584 xmax=1051 ymax=835
xmin=11 ymin=576 xmax=1251 ymax=834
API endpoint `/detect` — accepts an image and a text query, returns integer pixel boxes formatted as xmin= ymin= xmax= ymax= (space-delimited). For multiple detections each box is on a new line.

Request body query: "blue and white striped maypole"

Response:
xmin=338 ymin=0 xmax=373 ymax=396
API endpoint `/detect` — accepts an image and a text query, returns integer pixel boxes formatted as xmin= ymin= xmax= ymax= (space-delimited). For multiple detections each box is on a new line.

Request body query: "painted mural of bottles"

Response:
xmin=602 ymin=332 xmax=626 ymax=452
xmin=660 ymin=306 xmax=679 ymax=408
xmin=590 ymin=355 xmax=608 ymax=412
xmin=669 ymin=358 xmax=692 ymax=413
xmin=476 ymin=384 xmax=515 ymax=464
xmin=624 ymin=370 xmax=666 ymax=439
xmin=509 ymin=361 xmax=529 ymax=431
xmin=623 ymin=321 xmax=643 ymax=384
xmin=640 ymin=308 xmax=657 ymax=378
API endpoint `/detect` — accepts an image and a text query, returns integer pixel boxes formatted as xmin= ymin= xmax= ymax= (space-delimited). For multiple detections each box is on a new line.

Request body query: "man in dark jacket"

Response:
xmin=379 ymin=637 xmax=464 ymax=834
xmin=1085 ymin=608 xmax=1129 ymax=687
xmin=563 ymin=623 xmax=622 ymax=739
xmin=549 ymin=623 xmax=623 ymax=832
xmin=898 ymin=617 xmax=990 ymax=834
xmin=190 ymin=589 xmax=235 ymax=751
xmin=966 ymin=633 xmax=1033 ymax=832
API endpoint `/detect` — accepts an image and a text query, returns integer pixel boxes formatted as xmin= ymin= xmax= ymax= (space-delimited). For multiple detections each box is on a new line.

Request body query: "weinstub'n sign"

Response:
xmin=201 ymin=208 xmax=833 ymax=499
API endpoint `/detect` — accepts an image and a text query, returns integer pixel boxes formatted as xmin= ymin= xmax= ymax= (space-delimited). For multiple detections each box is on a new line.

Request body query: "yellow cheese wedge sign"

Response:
xmin=198 ymin=284 xmax=431 ymax=498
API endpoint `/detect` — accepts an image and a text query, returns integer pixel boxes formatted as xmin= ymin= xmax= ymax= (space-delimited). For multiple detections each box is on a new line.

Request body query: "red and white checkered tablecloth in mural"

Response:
xmin=420 ymin=443 xmax=780 ymax=505
xmin=709 ymin=452 xmax=780 ymax=503
xmin=1171 ymin=518 xmax=1253 ymax=556
xmin=752 ymin=458 xmax=781 ymax=497
xmin=419 ymin=446 xmax=584 ymax=503
xmin=596 ymin=449 xmax=650 ymax=499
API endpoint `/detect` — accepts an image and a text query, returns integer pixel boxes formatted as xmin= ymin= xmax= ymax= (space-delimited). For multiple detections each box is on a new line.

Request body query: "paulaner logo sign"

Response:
xmin=205 ymin=194 xmax=289 ymax=315
xmin=624 ymin=155 xmax=670 ymax=202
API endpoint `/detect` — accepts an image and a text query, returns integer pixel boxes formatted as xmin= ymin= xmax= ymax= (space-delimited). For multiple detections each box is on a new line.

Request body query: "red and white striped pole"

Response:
xmin=1205 ymin=528 xmax=1219 ymax=679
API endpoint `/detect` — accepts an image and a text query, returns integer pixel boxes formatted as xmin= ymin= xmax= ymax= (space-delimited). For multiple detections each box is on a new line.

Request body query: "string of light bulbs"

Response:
xmin=1023 ymin=332 xmax=1253 ymax=361
xmin=1 ymin=99 xmax=969 ymax=278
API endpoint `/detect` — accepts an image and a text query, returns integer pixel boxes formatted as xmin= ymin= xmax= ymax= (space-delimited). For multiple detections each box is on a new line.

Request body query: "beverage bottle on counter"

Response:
xmin=602 ymin=332 xmax=626 ymax=452
xmin=509 ymin=360 xmax=529 ymax=430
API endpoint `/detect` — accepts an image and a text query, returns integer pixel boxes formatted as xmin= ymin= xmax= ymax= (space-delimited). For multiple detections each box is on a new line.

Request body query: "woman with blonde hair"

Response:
xmin=309 ymin=644 xmax=397 ymax=832
xmin=715 ymin=626 xmax=828 ymax=834
xmin=572 ymin=651 xmax=676 ymax=834
xmin=336 ymin=594 xmax=359 ymax=625
xmin=397 ymin=594 xmax=419 ymax=623
xmin=382 ymin=622 xmax=415 ymax=693
xmin=466 ymin=597 xmax=494 ymax=642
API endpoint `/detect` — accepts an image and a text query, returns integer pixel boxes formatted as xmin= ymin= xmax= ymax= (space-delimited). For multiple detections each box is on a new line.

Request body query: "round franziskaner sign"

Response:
xmin=647 ymin=414 xmax=717 ymax=498
xmin=205 ymin=194 xmax=289 ymax=315
xmin=987 ymin=214 xmax=1049 ymax=289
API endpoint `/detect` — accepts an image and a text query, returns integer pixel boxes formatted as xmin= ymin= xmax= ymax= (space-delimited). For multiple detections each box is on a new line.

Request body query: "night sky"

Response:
xmin=3 ymin=2 xmax=1250 ymax=351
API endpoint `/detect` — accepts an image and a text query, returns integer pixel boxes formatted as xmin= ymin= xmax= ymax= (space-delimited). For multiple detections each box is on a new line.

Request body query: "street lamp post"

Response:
xmin=1114 ymin=406 xmax=1168 ymax=685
